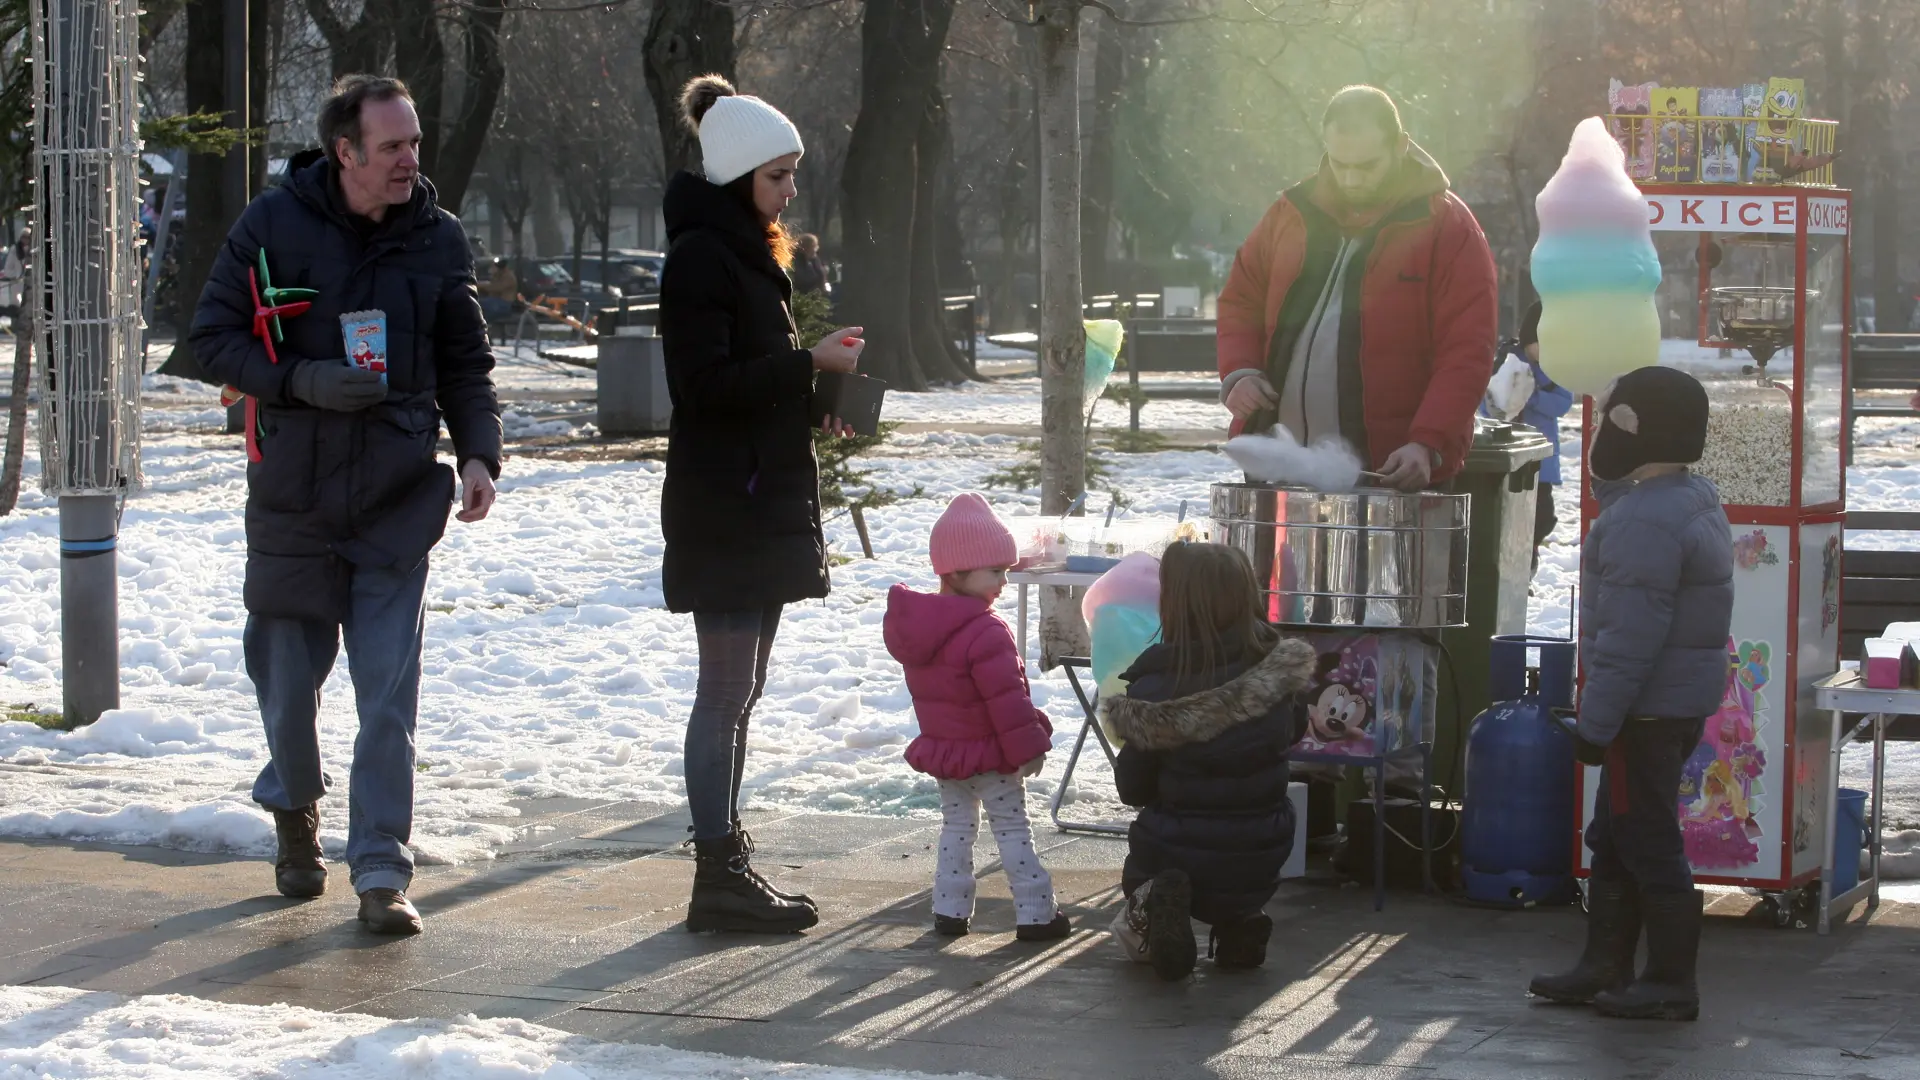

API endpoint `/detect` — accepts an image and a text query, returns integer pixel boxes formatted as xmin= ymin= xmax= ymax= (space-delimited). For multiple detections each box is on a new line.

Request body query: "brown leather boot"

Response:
xmin=357 ymin=888 xmax=423 ymax=935
xmin=271 ymin=805 xmax=326 ymax=898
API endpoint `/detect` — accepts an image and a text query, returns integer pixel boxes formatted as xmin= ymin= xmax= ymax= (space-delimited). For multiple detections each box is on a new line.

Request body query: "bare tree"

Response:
xmin=838 ymin=0 xmax=967 ymax=390
xmin=644 ymin=0 xmax=734 ymax=182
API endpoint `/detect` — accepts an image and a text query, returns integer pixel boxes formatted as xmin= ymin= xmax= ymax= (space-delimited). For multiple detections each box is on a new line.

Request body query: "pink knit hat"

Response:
xmin=930 ymin=493 xmax=1018 ymax=576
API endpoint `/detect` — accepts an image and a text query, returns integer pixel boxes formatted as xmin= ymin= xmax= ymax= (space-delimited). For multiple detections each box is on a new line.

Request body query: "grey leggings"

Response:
xmin=685 ymin=606 xmax=782 ymax=840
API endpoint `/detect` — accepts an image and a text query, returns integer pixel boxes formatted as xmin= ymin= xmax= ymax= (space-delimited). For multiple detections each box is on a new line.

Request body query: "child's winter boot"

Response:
xmin=1594 ymin=887 xmax=1702 ymax=1021
xmin=1211 ymin=913 xmax=1273 ymax=971
xmin=687 ymin=834 xmax=820 ymax=934
xmin=1529 ymin=878 xmax=1641 ymax=1004
xmin=1144 ymin=870 xmax=1196 ymax=981
xmin=1016 ymin=910 xmax=1072 ymax=941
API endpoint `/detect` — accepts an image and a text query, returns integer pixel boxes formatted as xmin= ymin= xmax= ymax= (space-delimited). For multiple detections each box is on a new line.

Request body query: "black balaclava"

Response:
xmin=1590 ymin=366 xmax=1710 ymax=482
xmin=1520 ymin=300 xmax=1542 ymax=350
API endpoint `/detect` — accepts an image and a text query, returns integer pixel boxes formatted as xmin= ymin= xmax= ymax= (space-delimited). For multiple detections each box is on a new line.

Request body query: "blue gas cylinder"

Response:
xmin=1461 ymin=635 xmax=1578 ymax=907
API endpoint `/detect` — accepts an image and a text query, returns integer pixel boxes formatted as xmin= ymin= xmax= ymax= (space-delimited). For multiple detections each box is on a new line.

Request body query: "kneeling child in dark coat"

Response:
xmin=1100 ymin=542 xmax=1315 ymax=981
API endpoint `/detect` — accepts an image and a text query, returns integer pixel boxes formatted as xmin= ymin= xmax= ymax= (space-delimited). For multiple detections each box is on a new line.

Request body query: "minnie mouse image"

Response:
xmin=1301 ymin=650 xmax=1375 ymax=752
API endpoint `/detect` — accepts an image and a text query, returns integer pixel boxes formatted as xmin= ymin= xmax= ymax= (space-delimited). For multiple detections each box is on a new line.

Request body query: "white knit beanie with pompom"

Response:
xmin=693 ymin=90 xmax=804 ymax=186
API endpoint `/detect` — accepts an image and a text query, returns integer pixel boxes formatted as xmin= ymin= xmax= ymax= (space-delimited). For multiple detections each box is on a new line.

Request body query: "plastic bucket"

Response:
xmin=1831 ymin=788 xmax=1868 ymax=896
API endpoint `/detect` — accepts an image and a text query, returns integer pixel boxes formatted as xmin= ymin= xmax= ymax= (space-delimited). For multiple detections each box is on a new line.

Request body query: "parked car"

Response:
xmin=567 ymin=249 xmax=665 ymax=297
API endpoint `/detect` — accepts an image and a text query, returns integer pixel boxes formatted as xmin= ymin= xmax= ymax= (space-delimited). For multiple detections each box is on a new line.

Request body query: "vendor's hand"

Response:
xmin=1379 ymin=442 xmax=1437 ymax=492
xmin=811 ymin=327 xmax=864 ymax=373
xmin=289 ymin=359 xmax=386 ymax=412
xmin=1224 ymin=372 xmax=1278 ymax=421
xmin=457 ymin=459 xmax=497 ymax=524
xmin=1573 ymin=733 xmax=1608 ymax=768
xmin=819 ymin=415 xmax=855 ymax=438
xmin=1017 ymin=754 xmax=1046 ymax=779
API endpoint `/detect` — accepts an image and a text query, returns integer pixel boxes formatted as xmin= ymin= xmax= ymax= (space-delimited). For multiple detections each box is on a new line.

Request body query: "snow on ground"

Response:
xmin=0 ymin=984 xmax=992 ymax=1080
xmin=1 ymin=337 xmax=1918 ymax=869
xmin=0 ymin=346 xmax=1235 ymax=862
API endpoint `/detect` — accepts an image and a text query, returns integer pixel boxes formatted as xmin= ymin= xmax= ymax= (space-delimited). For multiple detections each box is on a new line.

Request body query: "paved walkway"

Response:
xmin=4 ymin=800 xmax=1919 ymax=1079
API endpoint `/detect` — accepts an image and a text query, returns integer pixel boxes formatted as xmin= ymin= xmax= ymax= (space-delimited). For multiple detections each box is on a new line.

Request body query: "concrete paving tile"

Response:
xmin=355 ymin=987 xmax=595 ymax=1023
xmin=0 ymin=952 xmax=96 ymax=987
xmin=736 ymin=814 xmax=931 ymax=862
xmin=416 ymin=974 xmax=617 ymax=1004
xmin=195 ymin=980 xmax=386 ymax=1013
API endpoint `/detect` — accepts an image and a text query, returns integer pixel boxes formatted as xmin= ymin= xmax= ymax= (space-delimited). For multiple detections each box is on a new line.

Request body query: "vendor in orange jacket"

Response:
xmin=1217 ymin=85 xmax=1499 ymax=492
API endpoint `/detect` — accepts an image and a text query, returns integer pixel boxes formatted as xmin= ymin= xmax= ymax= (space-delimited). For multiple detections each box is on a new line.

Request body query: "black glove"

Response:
xmin=1556 ymin=712 xmax=1609 ymax=767
xmin=1573 ymin=733 xmax=1609 ymax=767
xmin=288 ymin=359 xmax=387 ymax=412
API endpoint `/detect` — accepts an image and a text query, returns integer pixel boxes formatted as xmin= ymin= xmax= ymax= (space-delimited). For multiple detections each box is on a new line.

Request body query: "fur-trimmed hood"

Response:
xmin=1101 ymin=637 xmax=1317 ymax=751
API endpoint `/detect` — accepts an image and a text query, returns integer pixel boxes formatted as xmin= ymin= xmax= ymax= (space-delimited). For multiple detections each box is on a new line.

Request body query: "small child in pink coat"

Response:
xmin=884 ymin=493 xmax=1070 ymax=941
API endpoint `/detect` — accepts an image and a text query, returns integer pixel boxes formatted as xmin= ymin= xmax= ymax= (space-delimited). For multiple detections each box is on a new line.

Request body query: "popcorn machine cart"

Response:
xmin=1577 ymin=180 xmax=1851 ymax=926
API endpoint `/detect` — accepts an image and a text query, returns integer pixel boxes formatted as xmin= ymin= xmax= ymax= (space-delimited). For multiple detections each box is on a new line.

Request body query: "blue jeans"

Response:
xmin=686 ymin=607 xmax=782 ymax=840
xmin=247 ymin=557 xmax=430 ymax=894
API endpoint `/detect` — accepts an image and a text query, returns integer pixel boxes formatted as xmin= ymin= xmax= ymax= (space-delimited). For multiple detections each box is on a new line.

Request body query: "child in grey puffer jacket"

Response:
xmin=1530 ymin=366 xmax=1731 ymax=1024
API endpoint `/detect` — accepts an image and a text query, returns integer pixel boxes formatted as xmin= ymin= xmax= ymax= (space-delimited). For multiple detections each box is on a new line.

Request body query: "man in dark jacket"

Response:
xmin=190 ymin=75 xmax=502 ymax=935
xmin=1217 ymin=85 xmax=1498 ymax=491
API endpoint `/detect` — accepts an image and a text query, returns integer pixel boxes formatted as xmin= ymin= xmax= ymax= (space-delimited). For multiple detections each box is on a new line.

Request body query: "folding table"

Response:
xmin=1810 ymin=669 xmax=1901 ymax=933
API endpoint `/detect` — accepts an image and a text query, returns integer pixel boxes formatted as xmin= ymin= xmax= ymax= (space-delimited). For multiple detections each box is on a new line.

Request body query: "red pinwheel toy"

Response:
xmin=225 ymin=249 xmax=318 ymax=461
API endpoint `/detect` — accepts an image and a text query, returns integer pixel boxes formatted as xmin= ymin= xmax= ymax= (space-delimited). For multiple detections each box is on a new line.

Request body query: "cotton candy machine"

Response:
xmin=1210 ymin=483 xmax=1470 ymax=630
xmin=1709 ymin=284 xmax=1812 ymax=374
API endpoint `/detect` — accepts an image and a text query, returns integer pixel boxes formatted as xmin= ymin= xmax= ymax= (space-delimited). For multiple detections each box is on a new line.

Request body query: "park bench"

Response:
xmin=1841 ymin=510 xmax=1920 ymax=740
xmin=1849 ymin=333 xmax=1920 ymax=419
xmin=1115 ymin=316 xmax=1218 ymax=431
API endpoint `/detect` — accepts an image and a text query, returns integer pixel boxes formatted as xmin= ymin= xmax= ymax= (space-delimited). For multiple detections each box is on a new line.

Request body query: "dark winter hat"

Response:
xmin=1589 ymin=366 xmax=1710 ymax=482
xmin=1520 ymin=301 xmax=1542 ymax=349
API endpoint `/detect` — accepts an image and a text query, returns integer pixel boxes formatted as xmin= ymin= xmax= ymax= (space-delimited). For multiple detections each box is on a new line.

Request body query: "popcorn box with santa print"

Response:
xmin=1573 ymin=164 xmax=1850 ymax=892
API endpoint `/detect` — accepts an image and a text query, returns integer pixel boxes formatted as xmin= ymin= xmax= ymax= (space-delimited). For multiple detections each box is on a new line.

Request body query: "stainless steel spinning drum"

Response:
xmin=1210 ymin=483 xmax=1470 ymax=629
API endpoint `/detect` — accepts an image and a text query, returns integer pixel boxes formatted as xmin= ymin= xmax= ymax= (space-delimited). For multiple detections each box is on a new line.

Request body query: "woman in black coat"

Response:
xmin=659 ymin=76 xmax=864 ymax=934
xmin=1099 ymin=543 xmax=1315 ymax=980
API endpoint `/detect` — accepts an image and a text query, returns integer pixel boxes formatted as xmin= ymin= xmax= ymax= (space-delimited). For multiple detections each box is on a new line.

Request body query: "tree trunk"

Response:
xmin=433 ymin=0 xmax=507 ymax=215
xmin=992 ymin=76 xmax=1029 ymax=333
xmin=907 ymin=89 xmax=969 ymax=384
xmin=1035 ymin=0 xmax=1088 ymax=667
xmin=838 ymin=0 xmax=958 ymax=391
xmin=393 ymin=0 xmax=446 ymax=175
xmin=249 ymin=0 xmax=269 ymax=191
xmin=1080 ymin=9 xmax=1121 ymax=297
xmin=1851 ymin=0 xmax=1903 ymax=329
xmin=159 ymin=0 xmax=233 ymax=382
xmin=642 ymin=0 xmax=735 ymax=184
xmin=0 ymin=315 xmax=31 ymax=515
xmin=305 ymin=0 xmax=392 ymax=81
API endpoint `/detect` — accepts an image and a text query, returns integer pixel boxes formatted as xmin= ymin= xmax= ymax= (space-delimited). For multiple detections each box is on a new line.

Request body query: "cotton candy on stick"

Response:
xmin=1531 ymin=117 xmax=1663 ymax=398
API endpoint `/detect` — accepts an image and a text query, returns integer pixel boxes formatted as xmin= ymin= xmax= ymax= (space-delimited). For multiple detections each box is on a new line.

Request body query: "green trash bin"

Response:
xmin=1433 ymin=415 xmax=1554 ymax=796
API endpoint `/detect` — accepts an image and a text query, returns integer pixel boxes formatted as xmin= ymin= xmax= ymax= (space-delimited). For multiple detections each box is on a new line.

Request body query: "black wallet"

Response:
xmin=810 ymin=371 xmax=888 ymax=436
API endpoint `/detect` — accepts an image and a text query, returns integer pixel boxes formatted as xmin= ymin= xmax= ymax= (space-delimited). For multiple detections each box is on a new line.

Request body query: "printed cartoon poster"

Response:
xmin=1679 ymin=638 xmax=1769 ymax=870
xmin=1608 ymin=79 xmax=1657 ymax=181
xmin=1698 ymin=88 xmax=1744 ymax=183
xmin=1748 ymin=77 xmax=1805 ymax=185
xmin=1653 ymin=87 xmax=1700 ymax=184
xmin=1293 ymin=632 xmax=1436 ymax=759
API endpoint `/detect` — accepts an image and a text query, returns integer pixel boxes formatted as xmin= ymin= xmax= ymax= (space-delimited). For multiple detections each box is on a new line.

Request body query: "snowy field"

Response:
xmin=0 ymin=984 xmax=984 ymax=1080
xmin=0 ymin=338 xmax=1917 ymax=871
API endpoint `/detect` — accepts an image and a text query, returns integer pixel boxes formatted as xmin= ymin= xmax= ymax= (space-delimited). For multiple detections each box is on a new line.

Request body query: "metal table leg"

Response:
xmin=1420 ymin=744 xmax=1435 ymax=895
xmin=1820 ymin=706 xmax=1843 ymax=935
xmin=1048 ymin=660 xmax=1126 ymax=836
xmin=1016 ymin=584 xmax=1030 ymax=672
xmin=1871 ymin=711 xmax=1887 ymax=918
xmin=1372 ymin=760 xmax=1387 ymax=913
